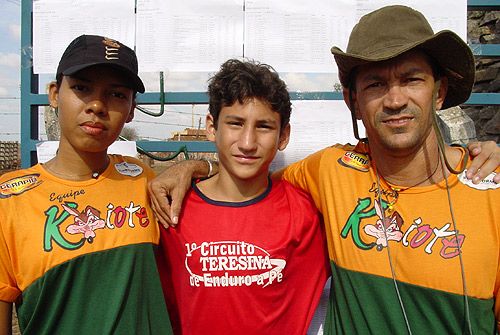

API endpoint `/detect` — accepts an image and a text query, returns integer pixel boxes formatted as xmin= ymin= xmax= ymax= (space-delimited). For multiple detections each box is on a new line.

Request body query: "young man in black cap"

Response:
xmin=0 ymin=35 xmax=172 ymax=334
xmin=150 ymin=5 xmax=500 ymax=334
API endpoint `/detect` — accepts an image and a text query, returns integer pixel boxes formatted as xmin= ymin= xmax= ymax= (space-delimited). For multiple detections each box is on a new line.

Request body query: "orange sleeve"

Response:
xmin=282 ymin=148 xmax=327 ymax=197
xmin=495 ymin=209 xmax=500 ymax=327
xmin=0 ymin=216 xmax=20 ymax=302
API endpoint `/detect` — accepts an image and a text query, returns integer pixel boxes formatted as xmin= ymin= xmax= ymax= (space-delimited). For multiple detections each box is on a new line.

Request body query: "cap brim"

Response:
xmin=62 ymin=62 xmax=145 ymax=93
xmin=331 ymin=30 xmax=474 ymax=109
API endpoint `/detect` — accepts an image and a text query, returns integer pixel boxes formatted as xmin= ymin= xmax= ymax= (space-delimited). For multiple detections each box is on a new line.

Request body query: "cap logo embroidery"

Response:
xmin=102 ymin=37 xmax=120 ymax=60
xmin=105 ymin=46 xmax=119 ymax=60
xmin=102 ymin=37 xmax=121 ymax=49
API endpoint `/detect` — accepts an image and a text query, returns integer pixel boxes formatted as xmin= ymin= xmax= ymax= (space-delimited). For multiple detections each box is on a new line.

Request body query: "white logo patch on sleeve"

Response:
xmin=114 ymin=162 xmax=143 ymax=177
xmin=458 ymin=170 xmax=499 ymax=190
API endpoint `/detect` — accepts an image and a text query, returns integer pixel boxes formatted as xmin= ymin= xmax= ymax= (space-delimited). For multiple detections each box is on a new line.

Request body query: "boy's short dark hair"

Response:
xmin=208 ymin=59 xmax=291 ymax=131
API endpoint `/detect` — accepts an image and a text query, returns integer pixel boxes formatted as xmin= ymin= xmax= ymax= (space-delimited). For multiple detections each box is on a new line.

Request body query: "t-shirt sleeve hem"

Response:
xmin=0 ymin=286 xmax=20 ymax=303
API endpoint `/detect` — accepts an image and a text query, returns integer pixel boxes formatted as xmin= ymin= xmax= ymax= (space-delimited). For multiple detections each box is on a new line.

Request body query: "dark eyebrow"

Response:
xmin=223 ymin=115 xmax=244 ymax=122
xmin=256 ymin=118 xmax=279 ymax=125
xmin=359 ymin=73 xmax=383 ymax=83
xmin=67 ymin=74 xmax=91 ymax=83
xmin=223 ymin=114 xmax=279 ymax=125
xmin=399 ymin=67 xmax=427 ymax=78
xmin=359 ymin=66 xmax=428 ymax=83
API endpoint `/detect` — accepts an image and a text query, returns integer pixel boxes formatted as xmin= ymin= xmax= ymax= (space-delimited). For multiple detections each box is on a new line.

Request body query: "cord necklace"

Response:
xmin=376 ymin=156 xmax=441 ymax=212
xmin=43 ymin=155 xmax=110 ymax=181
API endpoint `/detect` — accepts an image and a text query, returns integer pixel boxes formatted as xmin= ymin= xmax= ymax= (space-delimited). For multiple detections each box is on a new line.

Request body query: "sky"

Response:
xmin=0 ymin=0 xmax=21 ymax=141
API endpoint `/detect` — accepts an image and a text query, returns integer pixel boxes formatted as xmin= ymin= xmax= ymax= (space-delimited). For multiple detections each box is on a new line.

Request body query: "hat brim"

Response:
xmin=62 ymin=62 xmax=145 ymax=93
xmin=331 ymin=30 xmax=475 ymax=109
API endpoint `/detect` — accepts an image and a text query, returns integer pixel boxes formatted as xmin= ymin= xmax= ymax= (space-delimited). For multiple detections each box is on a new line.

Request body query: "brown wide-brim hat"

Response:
xmin=331 ymin=5 xmax=475 ymax=109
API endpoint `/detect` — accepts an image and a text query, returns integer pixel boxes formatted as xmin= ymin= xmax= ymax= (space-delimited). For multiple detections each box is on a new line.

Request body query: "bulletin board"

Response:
xmin=20 ymin=0 xmax=500 ymax=167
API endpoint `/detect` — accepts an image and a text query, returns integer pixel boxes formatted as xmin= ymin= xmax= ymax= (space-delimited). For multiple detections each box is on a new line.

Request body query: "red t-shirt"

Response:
xmin=157 ymin=179 xmax=329 ymax=335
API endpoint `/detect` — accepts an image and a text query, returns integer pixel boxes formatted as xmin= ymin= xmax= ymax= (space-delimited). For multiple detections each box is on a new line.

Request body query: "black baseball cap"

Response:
xmin=56 ymin=34 xmax=145 ymax=93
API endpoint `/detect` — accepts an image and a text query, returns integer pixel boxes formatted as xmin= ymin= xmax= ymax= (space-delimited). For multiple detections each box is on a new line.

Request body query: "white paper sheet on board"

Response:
xmin=33 ymin=0 xmax=135 ymax=74
xmin=244 ymin=0 xmax=353 ymax=73
xmin=32 ymin=0 xmax=466 ymax=74
xmin=136 ymin=0 xmax=244 ymax=72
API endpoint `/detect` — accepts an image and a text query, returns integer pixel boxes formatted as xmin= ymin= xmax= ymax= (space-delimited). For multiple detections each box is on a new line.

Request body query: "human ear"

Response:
xmin=206 ymin=114 xmax=216 ymax=142
xmin=125 ymin=102 xmax=136 ymax=123
xmin=435 ymin=76 xmax=448 ymax=110
xmin=343 ymin=88 xmax=361 ymax=120
xmin=278 ymin=123 xmax=291 ymax=151
xmin=48 ymin=81 xmax=59 ymax=109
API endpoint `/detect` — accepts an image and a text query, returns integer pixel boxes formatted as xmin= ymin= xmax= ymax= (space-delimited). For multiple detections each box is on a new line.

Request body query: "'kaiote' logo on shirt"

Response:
xmin=338 ymin=151 xmax=369 ymax=172
xmin=114 ymin=162 xmax=143 ymax=177
xmin=43 ymin=201 xmax=151 ymax=252
xmin=0 ymin=174 xmax=43 ymax=198
xmin=184 ymin=241 xmax=286 ymax=288
xmin=342 ymin=197 xmax=465 ymax=259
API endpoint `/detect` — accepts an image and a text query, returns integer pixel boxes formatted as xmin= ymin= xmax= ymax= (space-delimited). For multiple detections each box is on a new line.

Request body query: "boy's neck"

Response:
xmin=44 ymin=150 xmax=110 ymax=181
xmin=197 ymin=171 xmax=270 ymax=203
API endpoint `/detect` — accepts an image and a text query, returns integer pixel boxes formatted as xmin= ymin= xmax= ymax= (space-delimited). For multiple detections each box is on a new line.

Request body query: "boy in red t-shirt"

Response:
xmin=156 ymin=59 xmax=329 ymax=335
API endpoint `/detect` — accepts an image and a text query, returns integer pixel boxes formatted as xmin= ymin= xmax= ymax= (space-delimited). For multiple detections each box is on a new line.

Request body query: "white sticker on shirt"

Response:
xmin=114 ymin=162 xmax=143 ymax=177
xmin=185 ymin=241 xmax=286 ymax=288
xmin=458 ymin=170 xmax=499 ymax=190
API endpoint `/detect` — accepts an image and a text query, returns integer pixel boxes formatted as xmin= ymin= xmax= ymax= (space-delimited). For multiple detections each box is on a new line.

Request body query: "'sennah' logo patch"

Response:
xmin=114 ymin=162 xmax=143 ymax=177
xmin=458 ymin=170 xmax=499 ymax=190
xmin=185 ymin=241 xmax=286 ymax=288
xmin=0 ymin=174 xmax=43 ymax=198
xmin=338 ymin=151 xmax=370 ymax=172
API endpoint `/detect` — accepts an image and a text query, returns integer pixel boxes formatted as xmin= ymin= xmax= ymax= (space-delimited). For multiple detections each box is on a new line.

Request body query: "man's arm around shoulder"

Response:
xmin=148 ymin=159 xmax=217 ymax=228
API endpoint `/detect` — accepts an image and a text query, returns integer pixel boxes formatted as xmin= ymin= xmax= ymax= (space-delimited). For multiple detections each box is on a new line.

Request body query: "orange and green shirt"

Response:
xmin=283 ymin=142 xmax=500 ymax=334
xmin=0 ymin=155 xmax=172 ymax=334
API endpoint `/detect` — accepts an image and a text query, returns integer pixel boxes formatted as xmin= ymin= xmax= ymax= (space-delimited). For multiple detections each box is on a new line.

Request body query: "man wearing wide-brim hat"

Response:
xmin=282 ymin=5 xmax=499 ymax=334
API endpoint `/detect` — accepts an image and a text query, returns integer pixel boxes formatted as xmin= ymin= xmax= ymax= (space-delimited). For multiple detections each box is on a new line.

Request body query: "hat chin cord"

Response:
xmin=431 ymin=80 xmax=468 ymax=175
xmin=367 ymin=79 xmax=474 ymax=334
xmin=348 ymin=84 xmax=368 ymax=142
xmin=432 ymin=80 xmax=474 ymax=335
